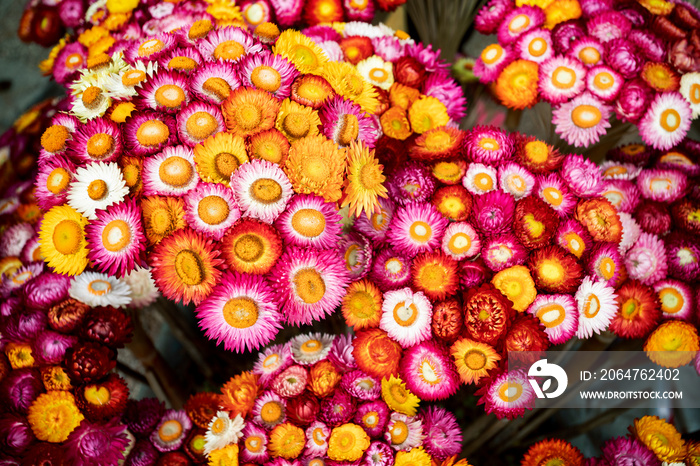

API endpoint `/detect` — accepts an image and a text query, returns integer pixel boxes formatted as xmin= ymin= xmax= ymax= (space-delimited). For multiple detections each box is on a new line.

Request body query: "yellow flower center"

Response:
xmin=528 ymin=37 xmax=548 ymax=57
xmin=214 ymin=40 xmax=246 ymax=61
xmin=236 ymin=103 xmax=264 ymax=130
xmin=291 ymin=208 xmax=326 ymax=238
xmin=251 ymin=65 xmax=282 ymax=93
xmin=346 ymin=290 xmax=376 ymax=320
xmin=478 ymin=137 xmax=499 ymax=151
xmin=409 ymin=220 xmax=432 ymax=243
xmin=211 ymin=417 xmax=226 ymax=435
xmin=498 ymin=382 xmax=523 ymax=402
xmin=362 ymin=412 xmax=378 ymax=428
xmin=159 ymin=419 xmax=183 ymax=443
xmin=88 ymin=279 xmax=112 ymax=296
xmin=594 ymin=71 xmax=615 ymax=90
xmin=464 ymin=349 xmax=487 ymax=370
xmin=138 ymin=38 xmax=164 ymax=57
xmin=659 ymin=108 xmax=681 ymax=132
xmin=448 ymin=232 xmax=471 ymax=255
xmin=86 ymin=133 xmax=114 ymax=159
xmin=203 ymin=77 xmax=232 ymax=101
xmin=417 ymin=263 xmax=446 ymax=291
xmin=393 ymin=301 xmax=418 ymax=326
xmin=293 ymin=45 xmax=318 ymax=67
xmin=525 ymin=140 xmax=549 ymax=164
xmin=149 ymin=207 xmax=174 ymax=235
xmin=523 ymin=213 xmax=545 ymax=238
xmin=578 ymin=46 xmax=601 ymax=65
xmin=552 ymin=66 xmax=576 ymax=89
xmin=294 ymin=268 xmax=326 ymax=304
xmin=198 ymin=195 xmax=230 ymax=225
xmin=174 ymin=250 xmax=204 ymax=286
xmin=188 ymin=20 xmax=213 ymax=40
xmin=420 ymin=359 xmax=440 ymax=384
xmin=122 ymin=164 xmax=140 ymax=188
xmin=689 ymin=83 xmax=700 ymax=104
xmin=537 ymin=303 xmax=566 ymax=328
xmin=41 ymin=125 xmax=70 ymax=153
xmin=159 ymin=156 xmax=193 ymax=188
xmin=234 ymin=234 xmax=265 ymax=263
xmin=571 ymin=105 xmax=602 ymax=128
xmin=389 ymin=420 xmax=409 ymax=445
xmin=261 ymin=401 xmax=283 ymax=423
xmin=186 ymin=111 xmax=218 ymax=141
xmin=250 ymin=178 xmax=283 ymax=204
xmin=583 ymin=294 xmax=601 ymax=318
xmin=84 ymin=385 xmax=111 ymax=405
xmin=87 ymin=179 xmax=108 ymax=200
xmin=282 ymin=112 xmax=311 ymax=139
xmin=46 ymin=167 xmax=71 ymax=195
xmin=136 ymin=120 xmax=170 ymax=147
xmin=168 ymin=56 xmax=198 ymax=72
xmin=101 ymin=219 xmax=131 ymax=252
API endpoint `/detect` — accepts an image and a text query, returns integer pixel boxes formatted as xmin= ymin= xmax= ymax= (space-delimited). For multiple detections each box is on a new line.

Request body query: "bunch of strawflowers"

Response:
xmin=20 ymin=0 xmax=407 ymax=49
xmin=0 ymin=105 xmax=138 ymax=466
xmin=519 ymin=415 xmax=697 ymax=465
xmin=472 ymin=0 xmax=700 ymax=149
xmin=598 ymin=140 xmax=700 ymax=362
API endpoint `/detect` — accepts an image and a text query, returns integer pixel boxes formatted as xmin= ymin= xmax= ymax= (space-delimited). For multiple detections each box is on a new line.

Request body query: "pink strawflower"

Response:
xmin=419 ymin=406 xmax=462 ymax=460
xmin=587 ymin=11 xmax=632 ymax=43
xmin=471 ymin=190 xmax=515 ymax=237
xmin=400 ymin=340 xmax=458 ymax=401
xmin=625 ymin=232 xmax=668 ymax=286
xmin=66 ymin=418 xmax=130 ymax=466
xmin=553 ymin=93 xmax=612 ymax=148
xmin=474 ymin=0 xmax=513 ymax=35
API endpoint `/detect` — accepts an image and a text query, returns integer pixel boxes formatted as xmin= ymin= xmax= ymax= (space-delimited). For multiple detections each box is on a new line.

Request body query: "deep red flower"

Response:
xmin=463 ymin=284 xmax=515 ymax=347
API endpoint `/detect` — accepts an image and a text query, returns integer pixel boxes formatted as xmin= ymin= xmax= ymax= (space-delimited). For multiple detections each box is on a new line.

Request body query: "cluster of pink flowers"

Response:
xmin=473 ymin=0 xmax=700 ymax=149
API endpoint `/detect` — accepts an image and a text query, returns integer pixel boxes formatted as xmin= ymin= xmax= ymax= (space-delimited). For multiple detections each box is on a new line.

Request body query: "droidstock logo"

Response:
xmin=528 ymin=359 xmax=568 ymax=399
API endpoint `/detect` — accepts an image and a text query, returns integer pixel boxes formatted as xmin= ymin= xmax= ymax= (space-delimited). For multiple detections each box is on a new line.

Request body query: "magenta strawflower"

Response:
xmin=254 ymin=343 xmax=293 ymax=388
xmin=371 ymin=36 xmax=405 ymax=62
xmin=125 ymin=438 xmax=159 ymax=466
xmin=270 ymin=0 xmax=303 ymax=27
xmin=386 ymin=162 xmax=436 ymax=205
xmin=68 ymin=117 xmax=123 ymax=164
xmin=552 ymin=20 xmax=587 ymax=54
xmin=385 ymin=412 xmax=424 ymax=451
xmin=354 ymin=401 xmax=389 ymax=439
xmin=538 ymin=55 xmax=587 ymax=105
xmin=459 ymin=258 xmax=491 ymax=289
xmin=362 ymin=440 xmax=394 ymax=466
xmin=665 ymin=234 xmax=700 ymax=281
xmin=85 ymin=199 xmax=147 ymax=277
xmin=399 ymin=340 xmax=458 ymax=401
xmin=463 ymin=163 xmax=498 ymax=195
xmin=337 ymin=232 xmax=373 ymax=281
xmin=586 ymin=242 xmax=624 ymax=288
xmin=628 ymin=30 xmax=666 ymax=62
xmin=536 ymin=173 xmax=577 ymax=217
xmin=275 ymin=194 xmax=342 ymax=249
xmin=319 ymin=96 xmax=379 ymax=149
xmin=35 ymin=156 xmax=76 ymax=210
xmin=65 ymin=418 xmax=130 ymax=466
xmin=614 ymin=79 xmax=653 ymax=124
xmin=268 ymin=246 xmax=350 ymax=326
xmin=142 ymin=145 xmax=199 ymax=197
xmin=197 ymin=26 xmax=262 ymax=63
xmin=320 ymin=390 xmax=356 ymax=426
xmin=240 ymin=422 xmax=269 ymax=463
xmin=471 ymin=190 xmax=515 ymax=237
xmin=499 ymin=162 xmax=535 ymax=200
xmin=151 ymin=409 xmax=192 ymax=452
xmin=0 ymin=414 xmax=35 ymax=456
xmin=474 ymin=0 xmax=513 ymax=35
xmin=340 ymin=370 xmax=381 ymax=401
xmin=568 ymin=36 xmax=604 ymax=67
xmin=304 ymin=421 xmax=330 ymax=457
xmin=53 ymin=41 xmax=87 ymax=85
xmin=634 ymin=200 xmax=672 ymax=236
xmin=3 ymin=308 xmax=46 ymax=342
xmin=604 ymin=38 xmax=641 ymax=79
xmin=497 ymin=6 xmax=545 ymax=45
xmin=516 ymin=28 xmax=554 ymax=64
xmin=238 ymin=50 xmax=299 ymax=99
xmin=465 ymin=125 xmax=514 ymax=165
xmin=22 ymin=272 xmax=71 ymax=309
xmin=481 ymin=234 xmax=528 ymax=272
xmin=655 ymin=279 xmax=695 ymax=321
xmin=478 ymin=369 xmax=535 ymax=420
xmin=252 ymin=391 xmax=287 ymax=428
xmin=31 ymin=331 xmax=77 ymax=365
xmin=474 ymin=44 xmax=515 ymax=84
xmin=553 ymin=93 xmax=612 ymax=148
xmin=599 ymin=161 xmax=642 ymax=181
xmin=328 ymin=334 xmax=357 ymax=373
xmin=385 ymin=202 xmax=447 ymax=257
xmin=586 ymin=65 xmax=622 ymax=102
xmin=353 ymin=197 xmax=394 ymax=245
xmin=122 ymin=398 xmax=165 ymax=438
xmin=137 ymin=71 xmax=191 ymax=114
xmin=601 ymin=179 xmax=640 ymax=213
xmin=196 ymin=271 xmax=282 ymax=353
xmin=125 ymin=33 xmax=177 ymax=63
xmin=184 ymin=182 xmax=241 ymax=240
xmin=527 ymin=294 xmax=578 ymax=345
xmin=587 ymin=11 xmax=632 ymax=43
xmin=419 ymin=406 xmax=462 ymax=460
xmin=369 ymin=248 xmax=412 ymax=291
xmin=230 ymin=158 xmax=293 ymax=223
xmin=0 ymin=368 xmax=43 ymax=414
xmin=189 ymin=61 xmax=241 ymax=105
xmin=618 ymin=212 xmax=641 ymax=254
xmin=123 ymin=111 xmax=177 ymax=157
xmin=600 ymin=436 xmax=660 ymax=466
xmin=380 ymin=287 xmax=432 ymax=348
xmin=638 ymin=92 xmax=693 ymax=151
xmin=0 ymin=262 xmax=43 ymax=299
xmin=441 ymin=222 xmax=480 ymax=261
xmin=176 ymin=101 xmax=225 ymax=147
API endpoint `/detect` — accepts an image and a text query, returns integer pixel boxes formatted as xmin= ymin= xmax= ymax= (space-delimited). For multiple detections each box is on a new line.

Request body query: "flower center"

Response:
xmin=251 ymin=65 xmax=282 ymax=92
xmin=260 ymin=401 xmax=283 ymax=423
xmin=523 ymin=213 xmax=545 ymax=238
xmin=214 ymin=152 xmax=239 ymax=180
xmin=41 ymin=125 xmax=70 ymax=153
xmin=236 ymin=103 xmax=263 ymax=130
xmin=250 ymin=178 xmax=283 ymax=204
xmin=138 ymin=38 xmax=164 ymax=57
xmin=234 ymin=234 xmax=265 ymax=262
xmin=393 ymin=301 xmax=418 ymax=326
xmin=186 ymin=111 xmax=218 ymax=141
xmin=282 ymin=112 xmax=311 ymax=138
xmin=244 ymin=3 xmax=266 ymax=25
xmin=448 ymin=232 xmax=471 ymax=255
xmin=88 ymin=179 xmax=108 ymax=200
xmin=168 ymin=56 xmax=198 ymax=72
xmin=159 ymin=156 xmax=193 ymax=188
xmin=136 ymin=120 xmax=170 ymax=147
xmin=293 ymin=268 xmax=325 ymax=304
xmin=542 ymin=187 xmax=563 ymax=208
xmin=102 ymin=219 xmax=131 ymax=252
xmin=293 ymin=45 xmax=318 ymax=67
xmin=174 ymin=250 xmax=204 ymax=286
xmin=291 ymin=208 xmax=326 ymax=238
xmin=417 ymin=263 xmax=446 ymax=291
xmin=552 ymin=66 xmax=576 ymax=89
xmin=223 ymin=297 xmax=258 ymax=328
xmin=337 ymin=113 xmax=359 ymax=146
xmin=84 ymin=385 xmax=111 ymax=405
xmin=347 ymin=291 xmax=376 ymax=319
xmin=474 ymin=173 xmax=494 ymax=191
xmin=390 ymin=420 xmax=409 ymax=445
xmin=525 ymin=140 xmax=548 ymax=163
xmin=122 ymin=164 xmax=140 ymax=188
xmin=571 ymin=105 xmax=602 ymax=128
xmin=420 ymin=359 xmax=440 ymax=384
xmin=254 ymin=139 xmax=284 ymax=164
xmin=689 ymin=83 xmax=700 ymax=104
xmin=46 ymin=167 xmax=71 ymax=194
xmin=211 ymin=417 xmax=226 ymax=435
xmin=198 ymin=195 xmax=230 ymax=225
xmin=303 ymin=155 xmax=331 ymax=182
xmin=409 ymin=220 xmax=432 ymax=243
xmin=598 ymin=257 xmax=616 ymax=280
xmin=159 ymin=419 xmax=183 ymax=443
xmin=65 ymin=53 xmax=83 ymax=69
xmin=498 ymin=382 xmax=523 ymax=402
xmin=528 ymin=37 xmax=547 ymax=57
xmin=659 ymin=287 xmax=682 ymax=313
xmin=301 ymin=339 xmax=321 ymax=353
xmin=583 ymin=294 xmax=601 ymax=318
xmin=537 ymin=303 xmax=566 ymax=327
xmin=86 ymin=133 xmax=114 ymax=159
xmin=478 ymin=137 xmax=499 ymax=151
xmin=88 ymin=279 xmax=112 ymax=296
xmin=214 ymin=40 xmax=245 ymax=61
xmin=659 ymin=108 xmax=681 ymax=132
xmin=539 ymin=259 xmax=564 ymax=283
xmin=81 ymin=86 xmax=104 ymax=109
xmin=578 ymin=46 xmax=601 ymax=65
xmin=481 ymin=44 xmax=503 ymax=65
xmin=359 ymin=162 xmax=383 ymax=190
xmin=122 ymin=69 xmax=147 ymax=86
xmin=465 ymin=349 xmax=487 ymax=370
xmin=149 ymin=208 xmax=173 ymax=235
xmin=593 ymin=71 xmax=614 ymax=90
xmin=155 ymin=84 xmax=186 ymax=109
xmin=363 ymin=412 xmax=378 ymax=428
xmin=202 ymin=77 xmax=232 ymax=101
xmin=245 ymin=435 xmax=263 ymax=452
xmin=189 ymin=20 xmax=213 ymax=40
xmin=622 ymin=298 xmax=640 ymax=319
xmin=508 ymin=14 xmax=530 ymax=33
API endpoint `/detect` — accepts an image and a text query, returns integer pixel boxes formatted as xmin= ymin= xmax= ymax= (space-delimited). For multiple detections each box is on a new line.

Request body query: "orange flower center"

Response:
xmin=159 ymin=156 xmax=193 ymax=188
xmin=102 ymin=219 xmax=131 ymax=252
xmin=251 ymin=65 xmax=282 ymax=93
xmin=87 ymin=179 xmax=108 ymax=200
xmin=202 ymin=77 xmax=232 ymax=101
xmin=393 ymin=301 xmax=418 ymax=326
xmin=571 ymin=105 xmax=602 ymax=128
xmin=86 ymin=133 xmax=114 ymax=159
xmin=136 ymin=120 xmax=170 ymax=147
xmin=198 ymin=195 xmax=229 ymax=225
xmin=214 ymin=40 xmax=245 ymax=61
xmin=294 ymin=268 xmax=325 ymax=304
xmin=537 ymin=303 xmax=566 ymax=328
xmin=46 ymin=167 xmax=71 ymax=195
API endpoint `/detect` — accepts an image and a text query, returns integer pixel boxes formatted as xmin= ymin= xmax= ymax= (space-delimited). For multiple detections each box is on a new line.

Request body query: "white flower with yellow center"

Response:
xmin=69 ymin=271 xmax=132 ymax=308
xmin=356 ymin=56 xmax=394 ymax=90
xmin=204 ymin=411 xmax=245 ymax=456
xmin=67 ymin=162 xmax=129 ymax=220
